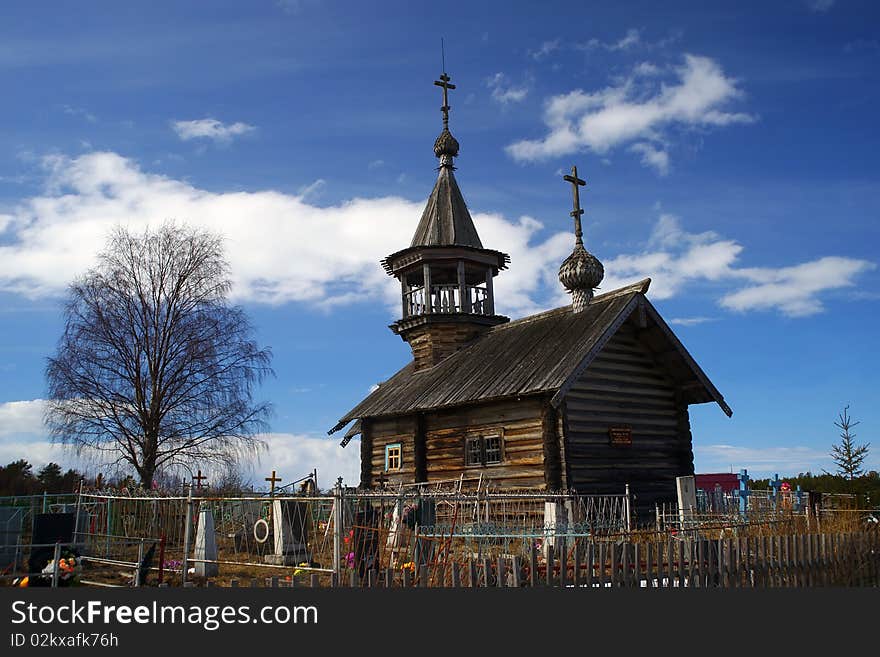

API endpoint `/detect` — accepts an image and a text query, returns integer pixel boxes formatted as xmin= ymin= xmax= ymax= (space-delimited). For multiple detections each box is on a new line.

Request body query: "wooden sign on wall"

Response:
xmin=608 ymin=425 xmax=632 ymax=446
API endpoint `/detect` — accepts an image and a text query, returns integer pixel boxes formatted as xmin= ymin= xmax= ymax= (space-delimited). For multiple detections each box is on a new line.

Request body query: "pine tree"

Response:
xmin=830 ymin=406 xmax=870 ymax=480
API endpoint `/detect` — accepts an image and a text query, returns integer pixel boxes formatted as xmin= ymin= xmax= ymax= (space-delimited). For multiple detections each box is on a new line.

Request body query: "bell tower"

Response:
xmin=382 ymin=70 xmax=509 ymax=370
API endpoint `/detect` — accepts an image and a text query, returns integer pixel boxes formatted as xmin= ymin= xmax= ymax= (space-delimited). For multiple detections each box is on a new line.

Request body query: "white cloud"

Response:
xmin=602 ymin=214 xmax=873 ymax=317
xmin=694 ymin=444 xmax=832 ymax=478
xmin=0 ymin=151 xmax=563 ymax=318
xmin=668 ymin=317 xmax=713 ymax=326
xmin=720 ymin=257 xmax=876 ymax=317
xmin=529 ymin=39 xmax=561 ymax=60
xmin=367 ymin=159 xmax=384 ymax=170
xmin=0 ymin=399 xmax=91 ymax=472
xmin=581 ymin=28 xmax=642 ymax=52
xmin=62 ymin=105 xmax=97 ymax=123
xmin=0 ymin=397 xmax=359 ymax=486
xmin=629 ymin=142 xmax=670 ymax=175
xmin=0 ymin=153 xmax=871 ymax=320
xmin=506 ymin=54 xmax=754 ymax=170
xmin=297 ymin=178 xmax=326 ymax=201
xmin=242 ymin=432 xmax=360 ymax=489
xmin=806 ymin=0 xmax=834 ymax=12
xmin=0 ymin=399 xmax=45 ymax=437
xmin=486 ymin=73 xmax=529 ymax=105
xmin=171 ymin=118 xmax=256 ymax=143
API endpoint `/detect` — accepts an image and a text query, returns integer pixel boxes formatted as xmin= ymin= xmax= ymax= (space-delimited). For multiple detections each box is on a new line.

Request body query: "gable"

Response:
xmin=551 ymin=295 xmax=732 ymax=416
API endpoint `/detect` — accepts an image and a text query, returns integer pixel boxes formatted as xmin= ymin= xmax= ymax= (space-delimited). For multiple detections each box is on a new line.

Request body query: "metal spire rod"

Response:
xmin=563 ymin=165 xmax=586 ymax=246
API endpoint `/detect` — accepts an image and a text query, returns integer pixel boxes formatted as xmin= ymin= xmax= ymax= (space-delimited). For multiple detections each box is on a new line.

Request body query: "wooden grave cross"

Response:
xmin=192 ymin=470 xmax=207 ymax=491
xmin=769 ymin=474 xmax=782 ymax=508
xmin=265 ymin=470 xmax=282 ymax=495
xmin=563 ymin=165 xmax=586 ymax=246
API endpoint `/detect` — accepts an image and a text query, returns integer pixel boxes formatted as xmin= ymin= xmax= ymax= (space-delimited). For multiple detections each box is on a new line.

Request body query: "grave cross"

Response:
xmin=563 ymin=165 xmax=586 ymax=246
xmin=769 ymin=473 xmax=782 ymax=508
xmin=434 ymin=72 xmax=456 ymax=128
xmin=737 ymin=468 xmax=750 ymax=518
xmin=192 ymin=470 xmax=207 ymax=491
xmin=265 ymin=470 xmax=282 ymax=495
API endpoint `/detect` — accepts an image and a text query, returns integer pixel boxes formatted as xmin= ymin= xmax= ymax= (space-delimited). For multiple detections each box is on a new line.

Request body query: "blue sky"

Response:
xmin=0 ymin=0 xmax=878 ymax=488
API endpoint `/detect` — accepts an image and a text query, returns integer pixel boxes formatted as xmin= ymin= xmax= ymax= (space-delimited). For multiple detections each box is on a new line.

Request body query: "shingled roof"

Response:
xmin=329 ymin=278 xmax=731 ymax=440
xmin=409 ymin=166 xmax=483 ymax=249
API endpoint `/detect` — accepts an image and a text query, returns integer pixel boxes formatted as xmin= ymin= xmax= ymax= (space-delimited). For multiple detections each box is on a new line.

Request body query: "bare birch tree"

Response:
xmin=45 ymin=223 xmax=273 ymax=487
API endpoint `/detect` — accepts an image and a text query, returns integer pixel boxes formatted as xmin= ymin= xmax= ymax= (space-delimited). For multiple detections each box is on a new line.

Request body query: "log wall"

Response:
xmin=563 ymin=324 xmax=693 ymax=517
xmin=367 ymin=397 xmax=548 ymax=490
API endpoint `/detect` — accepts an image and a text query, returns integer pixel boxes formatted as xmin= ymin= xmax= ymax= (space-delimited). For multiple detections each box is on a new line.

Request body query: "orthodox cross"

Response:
xmin=192 ymin=470 xmax=207 ymax=491
xmin=434 ymin=72 xmax=456 ymax=128
xmin=265 ymin=470 xmax=282 ymax=495
xmin=769 ymin=473 xmax=782 ymax=507
xmin=563 ymin=165 xmax=586 ymax=246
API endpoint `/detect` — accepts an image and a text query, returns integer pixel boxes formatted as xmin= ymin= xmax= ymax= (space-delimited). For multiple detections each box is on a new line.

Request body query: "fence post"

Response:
xmin=559 ymin=538 xmax=567 ymax=588
xmin=181 ymin=485 xmax=194 ymax=586
xmin=156 ymin=533 xmax=165 ymax=586
xmin=134 ymin=539 xmax=145 ymax=587
xmin=332 ymin=478 xmax=344 ymax=582
xmin=625 ymin=484 xmax=632 ymax=534
xmin=51 ymin=542 xmax=61 ymax=588
xmin=73 ymin=480 xmax=84 ymax=548
xmin=529 ymin=544 xmax=538 ymax=587
xmin=105 ymin=497 xmax=112 ymax=558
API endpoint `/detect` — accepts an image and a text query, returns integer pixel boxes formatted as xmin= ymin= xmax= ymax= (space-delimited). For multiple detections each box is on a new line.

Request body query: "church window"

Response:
xmin=465 ymin=433 xmax=503 ymax=466
xmin=484 ymin=435 xmax=502 ymax=464
xmin=465 ymin=437 xmax=483 ymax=466
xmin=385 ymin=443 xmax=402 ymax=471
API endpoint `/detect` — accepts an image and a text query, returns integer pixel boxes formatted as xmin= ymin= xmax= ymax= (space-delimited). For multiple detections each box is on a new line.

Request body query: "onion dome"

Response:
xmin=559 ymin=243 xmax=604 ymax=312
xmin=433 ymin=128 xmax=460 ymax=159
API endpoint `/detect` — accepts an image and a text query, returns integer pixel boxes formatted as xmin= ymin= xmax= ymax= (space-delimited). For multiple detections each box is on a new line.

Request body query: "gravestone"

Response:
xmin=51 ymin=504 xmax=90 ymax=548
xmin=29 ymin=513 xmax=76 ymax=574
xmin=263 ymin=499 xmax=310 ymax=566
xmin=676 ymin=475 xmax=697 ymax=526
xmin=0 ymin=507 xmax=24 ymax=572
xmin=193 ymin=502 xmax=218 ymax=577
xmin=543 ymin=501 xmax=574 ymax=553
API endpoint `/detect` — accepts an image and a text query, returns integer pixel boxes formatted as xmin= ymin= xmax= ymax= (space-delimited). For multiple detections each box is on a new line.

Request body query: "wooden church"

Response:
xmin=328 ymin=71 xmax=732 ymax=518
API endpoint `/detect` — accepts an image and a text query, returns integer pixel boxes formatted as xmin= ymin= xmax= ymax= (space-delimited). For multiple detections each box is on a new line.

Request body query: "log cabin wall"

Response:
xmin=562 ymin=323 xmax=694 ymax=519
xmin=425 ymin=396 xmax=546 ymax=489
xmin=366 ymin=397 xmax=548 ymax=490
xmin=368 ymin=415 xmax=418 ymax=487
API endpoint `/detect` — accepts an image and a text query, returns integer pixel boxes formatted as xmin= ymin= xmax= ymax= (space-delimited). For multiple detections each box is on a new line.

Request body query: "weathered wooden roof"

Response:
xmin=409 ymin=166 xmax=483 ymax=249
xmin=329 ymin=278 xmax=731 ymax=439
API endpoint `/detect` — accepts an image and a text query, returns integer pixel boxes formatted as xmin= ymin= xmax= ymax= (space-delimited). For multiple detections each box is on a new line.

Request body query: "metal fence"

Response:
xmin=4 ymin=485 xmax=877 ymax=588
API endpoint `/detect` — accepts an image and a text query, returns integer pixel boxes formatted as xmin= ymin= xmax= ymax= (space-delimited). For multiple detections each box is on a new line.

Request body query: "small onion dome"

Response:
xmin=433 ymin=128 xmax=460 ymax=159
xmin=558 ymin=244 xmax=604 ymax=312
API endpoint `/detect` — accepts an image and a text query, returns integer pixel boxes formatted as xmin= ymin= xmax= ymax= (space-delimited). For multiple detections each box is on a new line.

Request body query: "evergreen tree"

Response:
xmin=830 ymin=406 xmax=870 ymax=480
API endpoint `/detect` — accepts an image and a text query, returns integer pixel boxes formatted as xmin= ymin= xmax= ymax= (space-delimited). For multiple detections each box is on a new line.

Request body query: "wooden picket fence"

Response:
xmin=177 ymin=529 xmax=879 ymax=588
